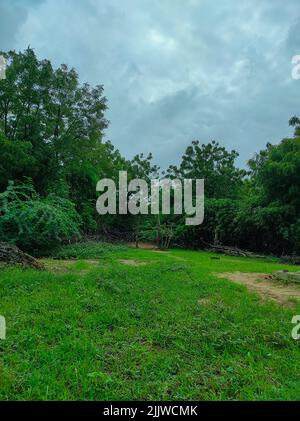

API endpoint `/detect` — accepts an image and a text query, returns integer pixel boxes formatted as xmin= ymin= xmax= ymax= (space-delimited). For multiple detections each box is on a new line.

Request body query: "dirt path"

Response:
xmin=215 ymin=272 xmax=300 ymax=306
xmin=118 ymin=259 xmax=146 ymax=267
xmin=42 ymin=259 xmax=100 ymax=273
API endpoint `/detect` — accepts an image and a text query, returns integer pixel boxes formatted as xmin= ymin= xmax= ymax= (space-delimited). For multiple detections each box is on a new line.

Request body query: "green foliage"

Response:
xmin=241 ymin=133 xmax=300 ymax=254
xmin=1 ymin=47 xmax=300 ymax=256
xmin=0 ymin=48 xmax=142 ymax=237
xmin=129 ymin=152 xmax=160 ymax=180
xmin=0 ymin=133 xmax=36 ymax=191
xmin=0 ymin=181 xmax=81 ymax=252
xmin=258 ymin=138 xmax=300 ymax=210
xmin=289 ymin=218 xmax=300 ymax=253
xmin=172 ymin=198 xmax=240 ymax=248
xmin=168 ymin=140 xmax=246 ymax=199
xmin=0 ymin=48 xmax=113 ymax=233
xmin=235 ymin=199 xmax=295 ymax=253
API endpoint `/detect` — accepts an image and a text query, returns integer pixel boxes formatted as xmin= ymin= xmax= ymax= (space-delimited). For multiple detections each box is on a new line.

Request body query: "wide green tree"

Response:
xmin=0 ymin=48 xmax=108 ymax=193
xmin=0 ymin=48 xmax=121 ymax=232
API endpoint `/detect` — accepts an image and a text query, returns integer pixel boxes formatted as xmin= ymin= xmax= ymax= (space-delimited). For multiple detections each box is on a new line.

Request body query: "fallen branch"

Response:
xmin=273 ymin=270 xmax=300 ymax=283
xmin=207 ymin=244 xmax=265 ymax=258
xmin=280 ymin=256 xmax=300 ymax=265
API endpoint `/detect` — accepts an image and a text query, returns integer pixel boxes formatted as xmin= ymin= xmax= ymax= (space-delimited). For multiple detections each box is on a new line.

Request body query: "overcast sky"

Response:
xmin=1 ymin=0 xmax=300 ymax=169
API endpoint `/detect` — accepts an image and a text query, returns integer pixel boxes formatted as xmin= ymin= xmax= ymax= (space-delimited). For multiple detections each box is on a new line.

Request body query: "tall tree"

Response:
xmin=168 ymin=140 xmax=246 ymax=199
xmin=0 ymin=48 xmax=109 ymax=196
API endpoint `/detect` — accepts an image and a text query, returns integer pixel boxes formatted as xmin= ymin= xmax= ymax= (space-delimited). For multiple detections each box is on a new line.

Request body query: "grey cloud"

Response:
xmin=2 ymin=0 xmax=300 ymax=168
xmin=0 ymin=0 xmax=45 ymax=50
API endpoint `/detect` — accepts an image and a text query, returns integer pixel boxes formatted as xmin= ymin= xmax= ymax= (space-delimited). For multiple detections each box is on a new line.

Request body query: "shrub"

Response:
xmin=0 ymin=181 xmax=81 ymax=252
xmin=172 ymin=198 xmax=240 ymax=248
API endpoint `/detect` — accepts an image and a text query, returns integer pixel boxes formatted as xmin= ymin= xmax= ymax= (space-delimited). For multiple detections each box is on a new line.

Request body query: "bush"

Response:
xmin=0 ymin=181 xmax=81 ymax=252
xmin=172 ymin=198 xmax=240 ymax=248
xmin=235 ymin=199 xmax=296 ymax=254
xmin=288 ymin=218 xmax=300 ymax=255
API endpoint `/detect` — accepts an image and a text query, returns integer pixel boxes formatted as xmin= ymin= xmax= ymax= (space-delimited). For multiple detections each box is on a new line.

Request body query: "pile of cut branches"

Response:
xmin=208 ymin=244 xmax=265 ymax=258
xmin=279 ymin=255 xmax=300 ymax=265
xmin=0 ymin=242 xmax=44 ymax=270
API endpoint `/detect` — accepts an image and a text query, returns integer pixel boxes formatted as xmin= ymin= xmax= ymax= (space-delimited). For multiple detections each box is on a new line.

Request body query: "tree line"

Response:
xmin=1 ymin=48 xmax=300 ymax=256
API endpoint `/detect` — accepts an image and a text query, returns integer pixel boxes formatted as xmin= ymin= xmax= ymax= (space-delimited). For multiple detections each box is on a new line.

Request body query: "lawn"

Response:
xmin=0 ymin=242 xmax=300 ymax=400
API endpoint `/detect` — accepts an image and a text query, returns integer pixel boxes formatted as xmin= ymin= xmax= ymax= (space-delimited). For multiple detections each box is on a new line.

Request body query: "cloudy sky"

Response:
xmin=1 ymin=0 xmax=300 ymax=168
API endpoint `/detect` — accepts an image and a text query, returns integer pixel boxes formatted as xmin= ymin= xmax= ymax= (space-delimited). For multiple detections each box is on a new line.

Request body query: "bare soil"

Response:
xmin=128 ymin=242 xmax=158 ymax=250
xmin=118 ymin=259 xmax=147 ymax=267
xmin=42 ymin=259 xmax=100 ymax=273
xmin=215 ymin=271 xmax=300 ymax=306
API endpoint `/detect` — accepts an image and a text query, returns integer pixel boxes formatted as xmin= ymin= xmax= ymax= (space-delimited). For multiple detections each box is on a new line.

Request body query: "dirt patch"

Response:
xmin=43 ymin=259 xmax=100 ymax=273
xmin=198 ymin=297 xmax=211 ymax=306
xmin=118 ymin=259 xmax=147 ymax=267
xmin=61 ymin=259 xmax=100 ymax=266
xmin=215 ymin=272 xmax=300 ymax=306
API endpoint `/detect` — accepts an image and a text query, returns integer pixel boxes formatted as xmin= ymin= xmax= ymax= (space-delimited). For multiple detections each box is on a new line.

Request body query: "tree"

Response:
xmin=238 ymin=119 xmax=300 ymax=254
xmin=168 ymin=140 xmax=246 ymax=199
xmin=0 ymin=48 xmax=108 ymax=197
xmin=0 ymin=48 xmax=120 ymax=233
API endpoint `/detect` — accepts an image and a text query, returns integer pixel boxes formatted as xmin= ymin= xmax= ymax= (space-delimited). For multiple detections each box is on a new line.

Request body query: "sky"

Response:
xmin=1 ymin=0 xmax=300 ymax=169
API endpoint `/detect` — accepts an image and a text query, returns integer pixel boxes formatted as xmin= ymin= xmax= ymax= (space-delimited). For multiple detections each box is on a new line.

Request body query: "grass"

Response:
xmin=1 ymin=242 xmax=300 ymax=400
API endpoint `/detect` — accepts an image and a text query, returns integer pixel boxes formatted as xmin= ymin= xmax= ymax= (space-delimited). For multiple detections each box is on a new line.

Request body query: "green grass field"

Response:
xmin=1 ymin=242 xmax=300 ymax=400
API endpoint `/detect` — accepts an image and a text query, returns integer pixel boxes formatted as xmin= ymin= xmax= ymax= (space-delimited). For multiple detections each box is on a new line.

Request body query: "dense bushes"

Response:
xmin=234 ymin=133 xmax=300 ymax=255
xmin=0 ymin=181 xmax=81 ymax=252
xmin=172 ymin=199 xmax=240 ymax=249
